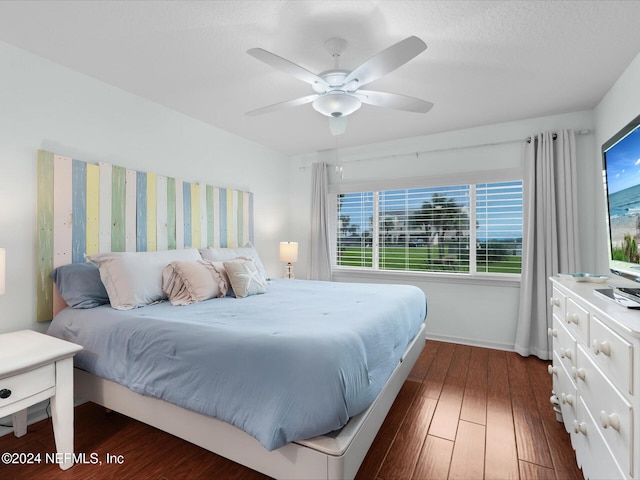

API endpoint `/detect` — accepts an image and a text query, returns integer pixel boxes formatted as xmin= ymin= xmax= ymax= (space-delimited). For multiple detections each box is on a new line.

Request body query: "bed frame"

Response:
xmin=74 ymin=322 xmax=426 ymax=480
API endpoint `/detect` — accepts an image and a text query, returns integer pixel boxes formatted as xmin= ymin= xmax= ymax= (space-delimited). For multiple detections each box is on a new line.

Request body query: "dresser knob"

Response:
xmin=560 ymin=348 xmax=572 ymax=360
xmin=547 ymin=328 xmax=558 ymax=338
xmin=561 ymin=393 xmax=575 ymax=406
xmin=600 ymin=411 xmax=621 ymax=431
xmin=592 ymin=339 xmax=611 ymax=356
xmin=550 ymin=297 xmax=561 ymax=307
xmin=573 ymin=420 xmax=588 ymax=435
xmin=0 ymin=388 xmax=11 ymax=399
xmin=566 ymin=313 xmax=579 ymax=324
xmin=547 ymin=365 xmax=558 ymax=375
xmin=571 ymin=367 xmax=586 ymax=381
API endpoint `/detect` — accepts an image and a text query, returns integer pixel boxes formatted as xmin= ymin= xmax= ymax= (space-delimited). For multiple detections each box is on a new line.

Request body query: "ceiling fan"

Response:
xmin=246 ymin=36 xmax=434 ymax=135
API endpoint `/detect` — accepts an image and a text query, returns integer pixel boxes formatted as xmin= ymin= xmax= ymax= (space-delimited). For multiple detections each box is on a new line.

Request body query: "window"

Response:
xmin=475 ymin=182 xmax=523 ymax=274
xmin=336 ymin=181 xmax=523 ymax=275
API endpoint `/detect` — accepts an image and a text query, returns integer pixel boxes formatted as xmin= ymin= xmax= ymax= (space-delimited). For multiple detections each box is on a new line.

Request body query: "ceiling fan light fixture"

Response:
xmin=312 ymin=92 xmax=361 ymax=118
xmin=246 ymin=35 xmax=433 ymax=135
xmin=329 ymin=116 xmax=348 ymax=136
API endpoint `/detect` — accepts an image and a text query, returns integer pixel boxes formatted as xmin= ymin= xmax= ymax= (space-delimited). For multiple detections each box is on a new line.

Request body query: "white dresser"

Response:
xmin=549 ymin=276 xmax=640 ymax=479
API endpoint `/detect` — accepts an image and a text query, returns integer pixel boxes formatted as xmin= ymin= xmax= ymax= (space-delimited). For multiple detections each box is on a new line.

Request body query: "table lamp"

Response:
xmin=279 ymin=242 xmax=298 ymax=279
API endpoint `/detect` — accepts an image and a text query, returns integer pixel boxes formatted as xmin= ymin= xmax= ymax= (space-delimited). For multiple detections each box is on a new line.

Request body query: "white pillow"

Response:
xmin=200 ymin=244 xmax=268 ymax=281
xmin=88 ymin=248 xmax=201 ymax=310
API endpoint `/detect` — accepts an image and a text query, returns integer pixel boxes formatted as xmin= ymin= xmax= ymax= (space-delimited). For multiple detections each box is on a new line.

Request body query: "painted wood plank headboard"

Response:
xmin=36 ymin=150 xmax=254 ymax=322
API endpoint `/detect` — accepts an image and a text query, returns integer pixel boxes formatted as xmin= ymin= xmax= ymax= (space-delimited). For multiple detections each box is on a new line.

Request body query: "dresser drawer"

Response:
xmin=577 ymin=346 xmax=633 ymax=477
xmin=552 ymin=315 xmax=577 ymax=372
xmin=565 ymin=297 xmax=589 ymax=345
xmin=575 ymin=397 xmax=627 ymax=480
xmin=550 ymin=287 xmax=566 ymax=319
xmin=0 ymin=364 xmax=55 ymax=410
xmin=590 ymin=314 xmax=633 ymax=395
xmin=552 ymin=351 xmax=577 ymax=438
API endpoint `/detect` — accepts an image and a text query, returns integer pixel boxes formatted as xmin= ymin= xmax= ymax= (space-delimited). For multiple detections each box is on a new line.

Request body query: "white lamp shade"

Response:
xmin=0 ymin=248 xmax=5 ymax=295
xmin=279 ymin=242 xmax=298 ymax=263
xmin=329 ymin=116 xmax=348 ymax=136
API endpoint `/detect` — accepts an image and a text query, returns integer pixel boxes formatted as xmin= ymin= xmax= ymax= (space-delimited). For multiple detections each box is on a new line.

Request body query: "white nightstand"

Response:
xmin=0 ymin=330 xmax=82 ymax=470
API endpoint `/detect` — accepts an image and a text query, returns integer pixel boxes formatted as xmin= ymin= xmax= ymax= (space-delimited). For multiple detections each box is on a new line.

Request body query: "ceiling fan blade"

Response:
xmin=357 ymin=90 xmax=434 ymax=113
xmin=246 ymin=94 xmax=319 ymax=116
xmin=343 ymin=36 xmax=427 ymax=89
xmin=247 ymin=48 xmax=328 ymax=88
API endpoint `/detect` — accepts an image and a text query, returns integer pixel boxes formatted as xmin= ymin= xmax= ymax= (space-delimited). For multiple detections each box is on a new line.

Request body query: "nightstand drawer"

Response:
xmin=0 ymin=363 xmax=55 ymax=409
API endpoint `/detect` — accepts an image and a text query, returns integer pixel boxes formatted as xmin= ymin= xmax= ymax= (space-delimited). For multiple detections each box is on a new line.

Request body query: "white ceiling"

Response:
xmin=1 ymin=1 xmax=640 ymax=156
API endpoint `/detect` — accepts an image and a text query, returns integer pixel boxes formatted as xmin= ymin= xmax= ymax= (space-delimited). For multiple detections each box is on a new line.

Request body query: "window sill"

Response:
xmin=331 ymin=267 xmax=521 ymax=288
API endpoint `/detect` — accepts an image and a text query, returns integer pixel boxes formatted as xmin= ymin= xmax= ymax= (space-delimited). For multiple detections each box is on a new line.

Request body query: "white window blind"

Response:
xmin=337 ymin=192 xmax=374 ymax=268
xmin=336 ymin=181 xmax=522 ymax=275
xmin=378 ymin=186 xmax=471 ymax=272
xmin=475 ymin=181 xmax=523 ymax=274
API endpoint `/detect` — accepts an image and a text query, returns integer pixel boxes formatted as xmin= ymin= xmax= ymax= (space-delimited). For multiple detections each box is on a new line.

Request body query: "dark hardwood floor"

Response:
xmin=0 ymin=340 xmax=582 ymax=479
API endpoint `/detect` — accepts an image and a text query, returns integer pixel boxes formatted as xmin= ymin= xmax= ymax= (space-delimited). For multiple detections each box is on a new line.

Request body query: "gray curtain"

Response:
xmin=309 ymin=162 xmax=332 ymax=280
xmin=515 ymin=129 xmax=581 ymax=359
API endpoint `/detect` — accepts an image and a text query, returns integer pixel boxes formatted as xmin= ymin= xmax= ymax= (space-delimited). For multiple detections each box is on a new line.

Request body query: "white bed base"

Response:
xmin=74 ymin=322 xmax=426 ymax=480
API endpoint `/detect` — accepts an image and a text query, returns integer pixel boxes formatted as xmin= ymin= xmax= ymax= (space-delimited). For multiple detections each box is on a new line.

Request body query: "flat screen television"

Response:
xmin=602 ymin=113 xmax=640 ymax=283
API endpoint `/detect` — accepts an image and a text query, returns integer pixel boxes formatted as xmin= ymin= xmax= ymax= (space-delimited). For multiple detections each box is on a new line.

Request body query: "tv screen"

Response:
xmin=603 ymin=113 xmax=640 ymax=282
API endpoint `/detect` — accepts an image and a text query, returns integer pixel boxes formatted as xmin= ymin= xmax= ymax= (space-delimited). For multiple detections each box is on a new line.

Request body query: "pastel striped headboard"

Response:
xmin=36 ymin=149 xmax=254 ymax=322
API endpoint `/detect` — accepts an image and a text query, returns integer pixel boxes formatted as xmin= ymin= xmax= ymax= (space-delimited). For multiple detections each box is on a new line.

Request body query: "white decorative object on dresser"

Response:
xmin=549 ymin=276 xmax=640 ymax=480
xmin=0 ymin=330 xmax=82 ymax=470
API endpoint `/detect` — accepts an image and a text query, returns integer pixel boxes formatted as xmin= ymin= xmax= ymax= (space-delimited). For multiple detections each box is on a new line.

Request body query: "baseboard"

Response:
xmin=424 ymin=332 xmax=515 ymax=352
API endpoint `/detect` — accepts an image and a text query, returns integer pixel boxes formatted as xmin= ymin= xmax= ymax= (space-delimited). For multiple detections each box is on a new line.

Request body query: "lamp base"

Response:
xmin=284 ymin=263 xmax=295 ymax=279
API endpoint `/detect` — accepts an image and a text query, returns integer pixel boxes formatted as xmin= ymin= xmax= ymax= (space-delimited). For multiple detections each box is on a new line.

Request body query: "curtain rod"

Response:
xmin=525 ymin=130 xmax=591 ymax=143
xmin=528 ymin=133 xmax=557 ymax=143
xmin=329 ymin=128 xmax=591 ymax=165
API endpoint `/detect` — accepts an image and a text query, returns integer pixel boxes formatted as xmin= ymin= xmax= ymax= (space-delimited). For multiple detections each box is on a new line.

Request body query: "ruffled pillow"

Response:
xmin=162 ymin=260 xmax=228 ymax=305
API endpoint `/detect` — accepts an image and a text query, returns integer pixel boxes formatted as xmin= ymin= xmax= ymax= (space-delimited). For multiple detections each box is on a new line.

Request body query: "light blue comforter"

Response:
xmin=47 ymin=279 xmax=426 ymax=451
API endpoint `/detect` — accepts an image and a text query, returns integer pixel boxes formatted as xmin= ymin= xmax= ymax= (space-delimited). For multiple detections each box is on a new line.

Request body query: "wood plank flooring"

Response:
xmin=357 ymin=340 xmax=583 ymax=480
xmin=0 ymin=340 xmax=582 ymax=480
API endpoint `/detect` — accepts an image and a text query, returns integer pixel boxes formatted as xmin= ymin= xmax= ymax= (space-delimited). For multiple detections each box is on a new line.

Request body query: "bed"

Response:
xmin=36 ymin=151 xmax=428 ymax=479
xmin=47 ymin=277 xmax=426 ymax=479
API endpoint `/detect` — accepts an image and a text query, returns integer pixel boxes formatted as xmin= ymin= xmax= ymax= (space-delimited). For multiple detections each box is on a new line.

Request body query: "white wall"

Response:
xmin=0 ymin=41 xmax=290 ymax=335
xmin=290 ymin=110 xmax=596 ymax=350
xmin=594 ymin=51 xmax=640 ymax=274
